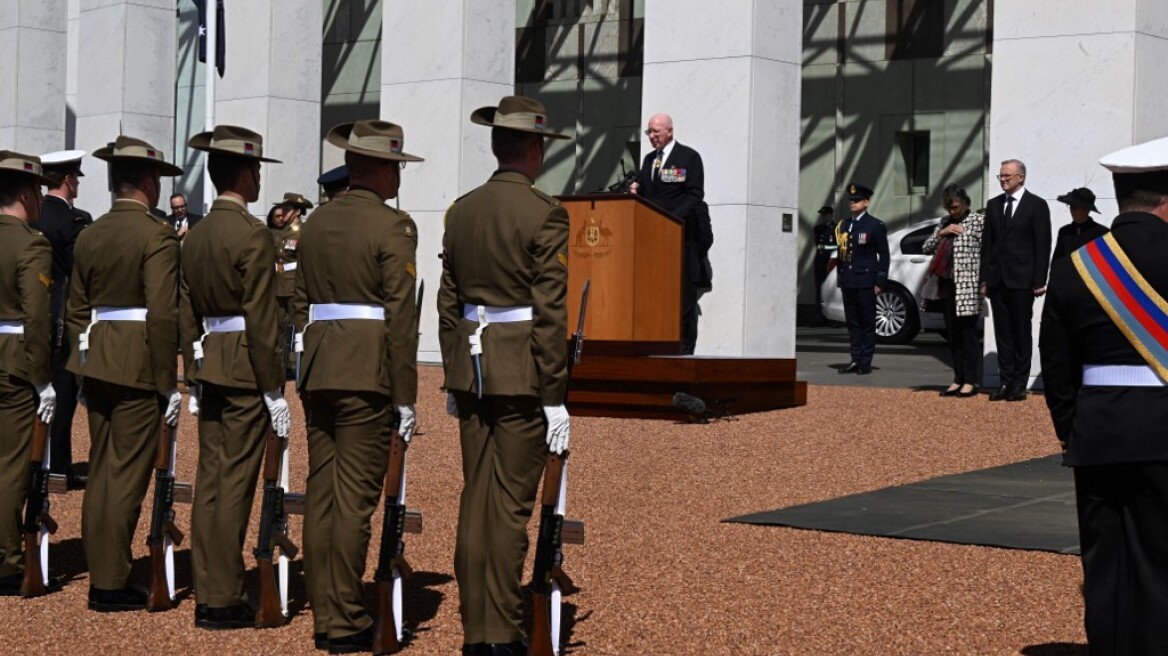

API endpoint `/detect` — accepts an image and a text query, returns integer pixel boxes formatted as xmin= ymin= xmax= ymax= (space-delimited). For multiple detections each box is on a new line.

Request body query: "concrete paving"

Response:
xmin=796 ymin=324 xmax=976 ymax=391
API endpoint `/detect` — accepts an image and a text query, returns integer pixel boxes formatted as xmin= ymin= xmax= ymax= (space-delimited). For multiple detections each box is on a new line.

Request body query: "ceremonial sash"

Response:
xmin=1072 ymin=233 xmax=1168 ymax=382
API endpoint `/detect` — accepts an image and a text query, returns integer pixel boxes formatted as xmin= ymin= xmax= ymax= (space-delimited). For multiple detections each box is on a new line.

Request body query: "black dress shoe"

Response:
xmin=1007 ymin=389 xmax=1028 ymax=402
xmin=857 ymin=365 xmax=872 ymax=375
xmin=315 ymin=632 xmax=329 ymax=651
xmin=988 ymin=386 xmax=1010 ymax=401
xmin=839 ymin=362 xmax=859 ymax=374
xmin=195 ymin=603 xmax=256 ymax=630
xmin=463 ymin=645 xmax=490 ymax=656
xmin=956 ymin=385 xmax=979 ymax=398
xmin=488 ymin=642 xmax=529 ymax=656
xmin=939 ymin=385 xmax=960 ymax=397
xmin=0 ymin=572 xmax=64 ymax=596
xmin=328 ymin=627 xmax=374 ymax=654
xmin=88 ymin=585 xmax=148 ymax=612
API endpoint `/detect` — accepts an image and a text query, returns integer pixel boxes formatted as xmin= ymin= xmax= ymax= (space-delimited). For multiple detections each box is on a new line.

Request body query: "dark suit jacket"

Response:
xmin=835 ymin=212 xmax=889 ymax=289
xmin=980 ymin=188 xmax=1052 ymax=289
xmin=168 ymin=212 xmax=203 ymax=231
xmin=1040 ymin=212 xmax=1168 ymax=465
xmin=637 ymin=142 xmax=713 ymax=286
xmin=36 ymin=196 xmax=92 ymax=329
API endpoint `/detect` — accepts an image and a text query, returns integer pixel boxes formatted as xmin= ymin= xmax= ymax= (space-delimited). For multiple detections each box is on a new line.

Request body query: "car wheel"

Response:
xmin=875 ymin=284 xmax=920 ymax=344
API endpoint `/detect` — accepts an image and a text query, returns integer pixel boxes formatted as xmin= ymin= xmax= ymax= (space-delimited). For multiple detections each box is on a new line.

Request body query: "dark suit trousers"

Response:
xmin=989 ymin=287 xmax=1034 ymax=389
xmin=48 ymin=343 xmax=78 ymax=475
xmin=941 ymin=281 xmax=980 ymax=385
xmin=1075 ymin=463 xmax=1168 ymax=656
xmin=841 ymin=287 xmax=876 ymax=365
xmin=81 ymin=378 xmax=160 ymax=589
xmin=452 ymin=392 xmax=546 ymax=645
xmin=302 ymin=390 xmax=391 ymax=639
xmin=681 ymin=280 xmax=698 ymax=355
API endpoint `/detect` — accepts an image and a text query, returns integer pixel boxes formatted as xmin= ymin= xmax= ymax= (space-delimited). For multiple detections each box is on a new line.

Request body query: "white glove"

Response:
xmin=164 ymin=388 xmax=182 ymax=426
xmin=263 ymin=390 xmax=291 ymax=437
xmin=446 ymin=393 xmax=458 ymax=418
xmin=543 ymin=404 xmax=570 ymax=455
xmin=396 ymin=405 xmax=417 ymax=442
xmin=35 ymin=383 xmax=56 ymax=425
xmin=188 ymin=395 xmax=199 ymax=417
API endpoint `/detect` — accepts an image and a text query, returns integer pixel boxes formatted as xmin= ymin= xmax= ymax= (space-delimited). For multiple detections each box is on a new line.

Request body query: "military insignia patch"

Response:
xmin=406 ymin=262 xmax=417 ymax=278
xmin=557 ymin=252 xmax=568 ymax=268
xmin=38 ymin=273 xmax=51 ymax=288
xmin=858 ymin=232 xmax=868 ymax=245
xmin=404 ymin=223 xmax=415 ymax=237
xmin=849 ymin=184 xmax=857 ymax=195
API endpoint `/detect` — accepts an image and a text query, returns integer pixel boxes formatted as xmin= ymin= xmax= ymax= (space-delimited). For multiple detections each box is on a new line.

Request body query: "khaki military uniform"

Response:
xmin=291 ymin=188 xmax=418 ymax=639
xmin=271 ymin=219 xmax=301 ymax=378
xmin=178 ymin=196 xmax=282 ymax=607
xmin=66 ymin=199 xmax=180 ymax=590
xmin=437 ymin=170 xmax=569 ymax=644
xmin=0 ymin=216 xmax=51 ymax=580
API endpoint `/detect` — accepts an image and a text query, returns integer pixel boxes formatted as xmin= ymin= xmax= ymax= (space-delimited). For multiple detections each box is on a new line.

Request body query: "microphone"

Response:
xmin=672 ymin=392 xmax=709 ymax=423
xmin=607 ymin=159 xmax=638 ymax=192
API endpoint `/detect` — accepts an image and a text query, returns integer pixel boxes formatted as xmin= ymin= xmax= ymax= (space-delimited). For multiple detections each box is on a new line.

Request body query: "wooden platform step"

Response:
xmin=567 ymin=355 xmax=807 ymax=419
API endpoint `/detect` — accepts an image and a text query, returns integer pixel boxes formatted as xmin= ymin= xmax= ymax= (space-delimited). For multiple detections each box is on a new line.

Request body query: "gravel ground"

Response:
xmin=0 ymin=368 xmax=1086 ymax=655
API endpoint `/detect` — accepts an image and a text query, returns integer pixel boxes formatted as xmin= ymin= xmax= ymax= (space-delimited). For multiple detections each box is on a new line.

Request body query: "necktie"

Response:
xmin=1005 ymin=195 xmax=1015 ymax=219
xmin=653 ymin=151 xmax=663 ymax=180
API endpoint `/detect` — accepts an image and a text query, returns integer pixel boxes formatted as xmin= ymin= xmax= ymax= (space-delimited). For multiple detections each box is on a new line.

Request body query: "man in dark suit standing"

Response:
xmin=630 ymin=113 xmax=712 ymax=355
xmin=36 ymin=150 xmax=93 ymax=490
xmin=168 ymin=192 xmax=202 ymax=239
xmin=1040 ymin=136 xmax=1168 ymax=654
xmin=980 ymin=158 xmax=1051 ymax=401
xmin=835 ymin=183 xmax=889 ymax=375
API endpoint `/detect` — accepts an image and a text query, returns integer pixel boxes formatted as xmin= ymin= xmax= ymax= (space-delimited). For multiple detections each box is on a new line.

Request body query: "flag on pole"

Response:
xmin=195 ymin=0 xmax=226 ymax=77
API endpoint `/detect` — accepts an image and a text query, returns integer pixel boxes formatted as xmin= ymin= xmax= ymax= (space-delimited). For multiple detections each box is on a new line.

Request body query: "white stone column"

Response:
xmin=0 ymin=1 xmax=67 ymax=153
xmin=380 ymin=0 xmax=515 ymax=363
xmin=986 ymin=1 xmax=1168 ymax=389
xmin=65 ymin=0 xmax=80 ymax=148
xmin=211 ymin=0 xmax=322 ymax=214
xmin=641 ymin=1 xmax=803 ymax=357
xmin=75 ymin=0 xmax=176 ymax=212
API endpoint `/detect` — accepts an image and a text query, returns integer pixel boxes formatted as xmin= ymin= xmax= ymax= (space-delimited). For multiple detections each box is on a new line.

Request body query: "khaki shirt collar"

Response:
xmin=491 ymin=170 xmax=535 ymax=186
xmin=215 ymin=194 xmax=248 ymax=210
xmin=112 ymin=198 xmax=151 ymax=212
xmin=345 ymin=188 xmax=384 ymax=204
xmin=0 ymin=214 xmax=25 ymax=227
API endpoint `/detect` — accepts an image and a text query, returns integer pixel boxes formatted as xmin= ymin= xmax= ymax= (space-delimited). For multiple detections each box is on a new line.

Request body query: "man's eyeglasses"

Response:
xmin=644 ymin=128 xmax=667 ymax=136
xmin=997 ymin=173 xmax=1020 ymax=181
xmin=171 ymin=204 xmax=186 ymax=211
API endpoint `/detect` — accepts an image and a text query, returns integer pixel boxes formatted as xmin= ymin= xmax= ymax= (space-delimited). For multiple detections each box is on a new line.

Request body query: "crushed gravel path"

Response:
xmin=0 ymin=369 xmax=1085 ymax=654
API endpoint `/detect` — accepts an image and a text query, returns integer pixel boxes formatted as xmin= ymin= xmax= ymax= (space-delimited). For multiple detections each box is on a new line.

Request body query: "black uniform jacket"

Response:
xmin=1052 ymin=218 xmax=1109 ymax=261
xmin=36 ymin=196 xmax=91 ymax=327
xmin=980 ymin=188 xmax=1052 ymax=289
xmin=1040 ymin=212 xmax=1168 ymax=466
xmin=835 ymin=212 xmax=889 ymax=289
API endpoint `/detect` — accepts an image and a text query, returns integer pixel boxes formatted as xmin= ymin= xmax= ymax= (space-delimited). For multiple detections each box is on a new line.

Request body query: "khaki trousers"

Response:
xmin=81 ymin=378 xmax=160 ymax=590
xmin=303 ymin=390 xmax=390 ymax=639
xmin=0 ymin=372 xmax=35 ymax=578
xmin=453 ymin=393 xmax=547 ymax=645
xmin=191 ymin=383 xmax=268 ymax=607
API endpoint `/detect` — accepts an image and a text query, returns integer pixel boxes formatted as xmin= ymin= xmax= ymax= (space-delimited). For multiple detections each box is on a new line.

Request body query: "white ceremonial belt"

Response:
xmin=462 ymin=304 xmax=533 ymax=323
xmin=94 ymin=306 xmax=148 ymax=321
xmin=205 ymin=315 xmax=246 ymax=332
xmin=309 ymin=303 xmax=384 ymax=321
xmin=1082 ymin=364 xmax=1167 ymax=387
xmin=277 ymin=262 xmax=297 ymax=273
xmin=0 ymin=320 xmax=24 ymax=334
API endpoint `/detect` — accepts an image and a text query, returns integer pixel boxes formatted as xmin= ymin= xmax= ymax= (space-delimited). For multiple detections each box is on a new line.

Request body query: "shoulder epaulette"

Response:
xmin=531 ymin=187 xmax=560 ymax=206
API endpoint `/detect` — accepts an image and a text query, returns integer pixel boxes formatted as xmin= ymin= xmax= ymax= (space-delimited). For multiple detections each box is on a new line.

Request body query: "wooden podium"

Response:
xmin=561 ymin=193 xmax=683 ymax=355
xmin=558 ymin=193 xmax=807 ymax=419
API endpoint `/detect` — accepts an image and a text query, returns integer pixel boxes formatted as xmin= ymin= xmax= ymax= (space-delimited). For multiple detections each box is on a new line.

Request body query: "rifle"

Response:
xmin=529 ymin=279 xmax=590 ymax=656
xmin=255 ymin=426 xmax=298 ymax=627
xmin=372 ymin=414 xmax=415 ymax=654
xmin=20 ymin=420 xmax=57 ymax=597
xmin=145 ymin=418 xmax=184 ymax=611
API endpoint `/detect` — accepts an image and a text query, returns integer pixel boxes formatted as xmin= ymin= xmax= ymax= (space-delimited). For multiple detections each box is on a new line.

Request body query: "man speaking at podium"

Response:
xmin=630 ymin=113 xmax=712 ymax=355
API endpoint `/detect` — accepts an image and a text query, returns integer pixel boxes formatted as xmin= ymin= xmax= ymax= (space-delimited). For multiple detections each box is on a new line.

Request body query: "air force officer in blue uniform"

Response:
xmin=835 ymin=183 xmax=889 ymax=374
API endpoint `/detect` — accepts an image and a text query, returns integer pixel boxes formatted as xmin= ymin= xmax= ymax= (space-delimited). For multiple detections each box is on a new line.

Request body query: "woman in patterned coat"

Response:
xmin=923 ymin=184 xmax=985 ymax=397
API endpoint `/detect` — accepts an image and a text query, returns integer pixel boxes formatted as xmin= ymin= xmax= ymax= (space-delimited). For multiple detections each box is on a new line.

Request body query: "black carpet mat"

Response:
xmin=725 ymin=455 xmax=1079 ymax=555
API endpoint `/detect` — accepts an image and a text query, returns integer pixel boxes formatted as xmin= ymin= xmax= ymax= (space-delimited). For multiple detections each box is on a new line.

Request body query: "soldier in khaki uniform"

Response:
xmin=179 ymin=125 xmax=292 ymax=628
xmin=292 ymin=120 xmax=420 ymax=653
xmin=65 ymin=136 xmax=183 ymax=611
xmin=268 ymin=192 xmax=311 ymax=378
xmin=437 ymin=96 xmax=572 ymax=656
xmin=0 ymin=152 xmax=57 ymax=596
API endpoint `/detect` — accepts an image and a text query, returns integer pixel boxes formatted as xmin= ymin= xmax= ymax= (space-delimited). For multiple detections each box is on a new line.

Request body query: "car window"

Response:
xmin=900 ymin=224 xmax=938 ymax=255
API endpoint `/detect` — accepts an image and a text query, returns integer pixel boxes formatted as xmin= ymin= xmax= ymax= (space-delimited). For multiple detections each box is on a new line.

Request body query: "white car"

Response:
xmin=819 ymin=218 xmax=946 ymax=344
